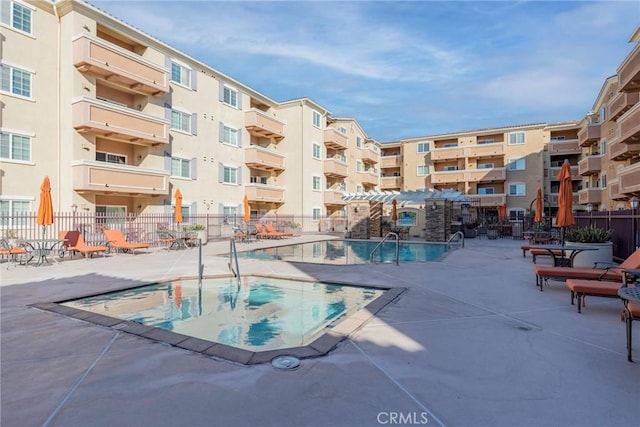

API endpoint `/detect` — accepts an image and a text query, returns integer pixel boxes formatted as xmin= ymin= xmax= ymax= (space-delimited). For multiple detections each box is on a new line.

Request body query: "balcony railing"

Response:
xmin=465 ymin=143 xmax=504 ymax=158
xmin=380 ymin=155 xmax=402 ymax=168
xmin=323 ymin=129 xmax=348 ymax=151
xmin=609 ymin=180 xmax=626 ymax=200
xmin=466 ymin=193 xmax=506 ymax=207
xmin=618 ymin=162 xmax=640 ymax=195
xmin=608 ymin=104 xmax=640 ymax=160
xmin=577 ymin=155 xmax=602 ymax=176
xmin=380 ymin=176 xmax=402 ymax=189
xmin=72 ymin=98 xmax=169 ymax=146
xmin=609 ymin=91 xmax=639 ymax=121
xmin=430 ymin=167 xmax=506 ymax=184
xmin=360 ymin=171 xmax=378 ymax=186
xmin=244 ymin=146 xmax=285 ymax=172
xmin=72 ymin=160 xmax=169 ymax=196
xmin=548 ymin=193 xmax=579 ymax=207
xmin=618 ymin=43 xmax=640 ymax=92
xmin=577 ymin=123 xmax=601 ymax=146
xmin=429 ymin=146 xmax=465 ymax=161
xmin=72 ymin=34 xmax=169 ymax=97
xmin=548 ymin=139 xmax=581 ymax=155
xmin=244 ymin=110 xmax=285 ymax=140
xmin=361 ymin=148 xmax=379 ymax=164
xmin=578 ymin=188 xmax=603 ymax=205
xmin=549 ymin=165 xmax=580 ymax=181
xmin=323 ymin=190 xmax=347 ymax=206
xmin=245 ymin=184 xmax=286 ymax=204
xmin=324 ymin=158 xmax=348 ymax=178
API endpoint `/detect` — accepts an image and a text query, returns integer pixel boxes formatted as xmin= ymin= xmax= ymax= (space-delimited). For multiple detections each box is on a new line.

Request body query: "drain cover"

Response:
xmin=272 ymin=355 xmax=301 ymax=370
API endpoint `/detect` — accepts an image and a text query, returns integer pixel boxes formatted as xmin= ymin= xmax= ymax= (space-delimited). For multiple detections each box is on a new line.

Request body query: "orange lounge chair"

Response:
xmin=254 ymin=224 xmax=284 ymax=239
xmin=264 ymin=223 xmax=293 ymax=238
xmin=529 ymin=248 xmax=564 ymax=263
xmin=103 ymin=229 xmax=150 ymax=254
xmin=59 ymin=231 xmax=107 ymax=259
xmin=533 ymin=248 xmax=640 ymax=291
xmin=622 ymin=299 xmax=640 ymax=362
xmin=0 ymin=239 xmax=29 ymax=268
xmin=565 ymin=279 xmax=623 ymax=313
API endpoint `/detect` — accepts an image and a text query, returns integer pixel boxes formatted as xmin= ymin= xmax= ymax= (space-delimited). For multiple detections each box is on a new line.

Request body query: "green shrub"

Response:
xmin=564 ymin=226 xmax=612 ymax=243
xmin=183 ymin=224 xmax=205 ymax=231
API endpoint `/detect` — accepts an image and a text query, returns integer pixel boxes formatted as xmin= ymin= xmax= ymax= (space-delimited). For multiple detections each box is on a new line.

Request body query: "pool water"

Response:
xmin=236 ymin=239 xmax=449 ymax=264
xmin=62 ymin=276 xmax=385 ymax=352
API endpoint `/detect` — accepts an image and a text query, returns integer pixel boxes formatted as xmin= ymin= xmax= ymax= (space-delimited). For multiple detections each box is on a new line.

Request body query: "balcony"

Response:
xmin=577 ymin=123 xmax=601 ymax=147
xmin=549 ymin=165 xmax=580 ymax=181
xmin=465 ymin=143 xmax=503 ymax=158
xmin=360 ymin=171 xmax=378 ymax=186
xmin=578 ymin=155 xmax=602 ymax=176
xmin=430 ymin=170 xmax=465 ymax=184
xmin=548 ymin=139 xmax=581 ymax=155
xmin=608 ymin=104 xmax=640 ymax=161
xmin=429 ymin=146 xmax=465 ymax=161
xmin=72 ymin=34 xmax=169 ymax=97
xmin=609 ymin=91 xmax=639 ymax=121
xmin=548 ymin=193 xmax=580 ymax=207
xmin=73 ymin=98 xmax=169 ymax=146
xmin=465 ymin=167 xmax=506 ymax=182
xmin=618 ymin=162 xmax=640 ymax=195
xmin=244 ymin=146 xmax=285 ymax=172
xmin=380 ymin=176 xmax=402 ymax=189
xmin=245 ymin=184 xmax=286 ymax=204
xmin=380 ymin=155 xmax=402 ymax=168
xmin=72 ymin=160 xmax=169 ymax=196
xmin=323 ymin=158 xmax=348 ymax=178
xmin=609 ymin=180 xmax=626 ymax=200
xmin=466 ymin=193 xmax=506 ymax=207
xmin=244 ymin=110 xmax=285 ymax=140
xmin=618 ymin=43 xmax=640 ymax=92
xmin=578 ymin=188 xmax=603 ymax=205
xmin=323 ymin=129 xmax=348 ymax=151
xmin=323 ymin=190 xmax=346 ymax=206
xmin=361 ymin=148 xmax=378 ymax=164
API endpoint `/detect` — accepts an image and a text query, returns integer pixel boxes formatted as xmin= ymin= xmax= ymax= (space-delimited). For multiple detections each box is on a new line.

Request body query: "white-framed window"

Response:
xmin=340 ymin=152 xmax=347 ymax=163
xmin=338 ymin=126 xmax=347 ymax=135
xmin=356 ymin=160 xmax=363 ymax=172
xmin=0 ymin=130 xmax=31 ymax=161
xmin=509 ymin=209 xmax=525 ymax=220
xmin=417 ymin=142 xmax=430 ymax=153
xmin=478 ymin=163 xmax=494 ymax=169
xmin=312 ymin=142 xmax=321 ymax=159
xmin=0 ymin=197 xmax=32 ymax=228
xmin=478 ymin=187 xmax=495 ymax=195
xmin=170 ymin=61 xmax=191 ymax=87
xmin=356 ymin=136 xmax=362 ymax=148
xmin=508 ymin=132 xmax=525 ymax=145
xmin=508 ymin=182 xmax=526 ymax=196
xmin=417 ymin=165 xmax=430 ymax=176
xmin=219 ymin=164 xmax=240 ymax=185
xmin=312 ymin=175 xmax=321 ymax=191
xmin=171 ymin=109 xmax=193 ymax=133
xmin=312 ymin=111 xmax=321 ymax=128
xmin=601 ymin=174 xmax=607 ymax=188
xmin=312 ymin=207 xmax=322 ymax=220
xmin=171 ymin=157 xmax=192 ymax=178
xmin=96 ymin=151 xmax=126 ymax=165
xmin=223 ymin=86 xmax=238 ymax=108
xmin=223 ymin=205 xmax=237 ymax=217
xmin=508 ymin=157 xmax=526 ymax=171
xmin=443 ymin=165 xmax=458 ymax=171
xmin=600 ymin=105 xmax=606 ymax=122
xmin=222 ymin=125 xmax=239 ymax=146
xmin=356 ymin=185 xmax=363 ymax=193
xmin=600 ymin=139 xmax=607 ymax=155
xmin=1 ymin=63 xmax=32 ymax=98
xmin=1 ymin=1 xmax=32 ymax=34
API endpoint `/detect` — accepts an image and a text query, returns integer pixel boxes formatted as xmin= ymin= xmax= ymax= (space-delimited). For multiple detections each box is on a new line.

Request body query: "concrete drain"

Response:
xmin=272 ymin=355 xmax=301 ymax=370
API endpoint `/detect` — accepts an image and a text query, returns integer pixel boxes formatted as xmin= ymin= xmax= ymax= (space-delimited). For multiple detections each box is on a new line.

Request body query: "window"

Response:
xmin=312 ymin=111 xmax=321 ymax=128
xmin=600 ymin=105 xmax=606 ymax=122
xmin=356 ymin=185 xmax=362 ymax=193
xmin=417 ymin=142 xmax=430 ymax=153
xmin=1 ymin=2 xmax=32 ymax=34
xmin=508 ymin=157 xmax=525 ymax=171
xmin=550 ymin=136 xmax=565 ymax=142
xmin=443 ymin=166 xmax=458 ymax=171
xmin=312 ymin=175 xmax=321 ymax=191
xmin=356 ymin=136 xmax=362 ymax=148
xmin=222 ymin=125 xmax=239 ymax=146
xmin=443 ymin=143 xmax=458 ymax=148
xmin=0 ymin=198 xmax=31 ymax=228
xmin=340 ymin=152 xmax=347 ymax=163
xmin=171 ymin=109 xmax=192 ymax=133
xmin=417 ymin=165 xmax=430 ymax=176
xmin=170 ymin=61 xmax=191 ymax=87
xmin=508 ymin=183 xmax=526 ymax=196
xmin=509 ymin=209 xmax=525 ymax=220
xmin=601 ymin=174 xmax=607 ymax=188
xmin=223 ymin=86 xmax=238 ymax=108
xmin=219 ymin=164 xmax=240 ymax=185
xmin=96 ymin=151 xmax=126 ymax=165
xmin=478 ymin=187 xmax=495 ymax=195
xmin=600 ymin=139 xmax=607 ymax=155
xmin=356 ymin=160 xmax=363 ymax=172
xmin=0 ymin=131 xmax=31 ymax=161
xmin=477 ymin=139 xmax=495 ymax=144
xmin=312 ymin=143 xmax=321 ymax=159
xmin=478 ymin=163 xmax=494 ymax=169
xmin=223 ymin=205 xmax=237 ymax=217
xmin=508 ymin=132 xmax=525 ymax=145
xmin=1 ymin=63 xmax=32 ymax=98
xmin=171 ymin=157 xmax=191 ymax=178
xmin=312 ymin=207 xmax=321 ymax=220
xmin=338 ymin=127 xmax=347 ymax=135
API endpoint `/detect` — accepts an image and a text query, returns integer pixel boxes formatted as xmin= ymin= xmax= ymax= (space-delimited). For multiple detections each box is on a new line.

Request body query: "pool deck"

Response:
xmin=1 ymin=235 xmax=638 ymax=427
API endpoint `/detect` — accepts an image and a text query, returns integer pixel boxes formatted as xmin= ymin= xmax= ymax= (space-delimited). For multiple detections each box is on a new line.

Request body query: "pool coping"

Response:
xmin=30 ymin=274 xmax=406 ymax=365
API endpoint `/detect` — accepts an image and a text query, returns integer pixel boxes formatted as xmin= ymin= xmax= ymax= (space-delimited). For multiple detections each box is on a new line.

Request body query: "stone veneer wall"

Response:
xmin=370 ymin=202 xmax=382 ymax=237
xmin=424 ymin=199 xmax=451 ymax=242
xmin=348 ymin=201 xmax=371 ymax=239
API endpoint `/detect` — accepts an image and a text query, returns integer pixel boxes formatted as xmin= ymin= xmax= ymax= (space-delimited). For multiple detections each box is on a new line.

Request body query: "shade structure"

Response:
xmin=534 ymin=188 xmax=543 ymax=223
xmin=391 ymin=199 xmax=398 ymax=223
xmin=243 ymin=194 xmax=250 ymax=223
xmin=555 ymin=160 xmax=575 ymax=244
xmin=36 ymin=176 xmax=54 ymax=238
xmin=174 ymin=189 xmax=183 ymax=224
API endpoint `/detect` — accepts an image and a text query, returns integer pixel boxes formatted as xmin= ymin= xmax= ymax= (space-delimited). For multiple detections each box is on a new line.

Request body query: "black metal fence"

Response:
xmin=573 ymin=209 xmax=639 ymax=261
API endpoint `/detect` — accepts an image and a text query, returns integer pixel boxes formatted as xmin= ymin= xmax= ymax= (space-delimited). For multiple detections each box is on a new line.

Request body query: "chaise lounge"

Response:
xmin=59 ymin=231 xmax=107 ymax=259
xmin=103 ymin=229 xmax=150 ymax=254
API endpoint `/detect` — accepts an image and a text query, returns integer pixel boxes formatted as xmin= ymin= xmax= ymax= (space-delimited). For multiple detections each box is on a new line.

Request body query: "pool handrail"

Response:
xmin=229 ymin=238 xmax=241 ymax=285
xmin=370 ymin=232 xmax=400 ymax=265
xmin=447 ymin=231 xmax=465 ymax=248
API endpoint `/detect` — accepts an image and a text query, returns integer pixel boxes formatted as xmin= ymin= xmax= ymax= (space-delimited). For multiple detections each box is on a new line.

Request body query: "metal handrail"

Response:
xmin=370 ymin=232 xmax=400 ymax=265
xmin=229 ymin=238 xmax=241 ymax=285
xmin=447 ymin=231 xmax=465 ymax=248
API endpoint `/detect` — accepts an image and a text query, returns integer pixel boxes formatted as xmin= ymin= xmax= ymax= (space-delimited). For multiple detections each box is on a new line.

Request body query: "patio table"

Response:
xmin=530 ymin=244 xmax=598 ymax=267
xmin=21 ymin=238 xmax=66 ymax=266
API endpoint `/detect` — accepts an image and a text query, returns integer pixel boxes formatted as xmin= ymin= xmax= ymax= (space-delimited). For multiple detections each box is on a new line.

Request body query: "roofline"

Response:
xmin=393 ymin=122 xmax=552 ymax=143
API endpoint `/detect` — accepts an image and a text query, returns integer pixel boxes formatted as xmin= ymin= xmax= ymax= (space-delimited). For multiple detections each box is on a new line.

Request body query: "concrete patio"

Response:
xmin=1 ymin=236 xmax=638 ymax=426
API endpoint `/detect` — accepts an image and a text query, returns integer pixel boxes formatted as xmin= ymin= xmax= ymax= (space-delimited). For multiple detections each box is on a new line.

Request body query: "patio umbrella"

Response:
xmin=174 ymin=189 xmax=183 ymax=225
xmin=497 ymin=204 xmax=507 ymax=220
xmin=555 ymin=159 xmax=575 ymax=245
xmin=36 ymin=176 xmax=54 ymax=239
xmin=243 ymin=194 xmax=250 ymax=224
xmin=534 ymin=188 xmax=543 ymax=223
xmin=391 ymin=199 xmax=398 ymax=226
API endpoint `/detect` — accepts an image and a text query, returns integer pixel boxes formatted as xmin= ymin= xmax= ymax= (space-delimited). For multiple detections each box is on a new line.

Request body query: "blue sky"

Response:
xmin=91 ymin=0 xmax=639 ymax=142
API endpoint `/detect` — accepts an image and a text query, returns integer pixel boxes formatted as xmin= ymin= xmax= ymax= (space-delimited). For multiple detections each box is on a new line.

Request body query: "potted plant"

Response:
xmin=564 ymin=225 xmax=613 ymax=268
xmin=183 ymin=223 xmax=207 ymax=245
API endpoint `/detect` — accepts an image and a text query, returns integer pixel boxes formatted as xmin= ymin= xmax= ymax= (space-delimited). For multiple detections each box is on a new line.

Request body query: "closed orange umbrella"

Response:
xmin=391 ymin=199 xmax=398 ymax=224
xmin=36 ymin=176 xmax=54 ymax=238
xmin=534 ymin=188 xmax=543 ymax=223
xmin=243 ymin=194 xmax=250 ymax=223
xmin=555 ymin=160 xmax=575 ymax=244
xmin=174 ymin=189 xmax=183 ymax=224
xmin=498 ymin=204 xmax=507 ymax=220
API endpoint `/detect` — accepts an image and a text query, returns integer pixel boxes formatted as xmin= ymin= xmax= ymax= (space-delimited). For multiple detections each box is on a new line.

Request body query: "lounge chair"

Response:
xmin=0 ymin=239 xmax=29 ymax=269
xmin=533 ymin=247 xmax=640 ymax=291
xmin=157 ymin=230 xmax=177 ymax=249
xmin=264 ymin=223 xmax=293 ymax=237
xmin=565 ymin=279 xmax=623 ymax=313
xmin=254 ymin=223 xmax=283 ymax=239
xmin=103 ymin=229 xmax=150 ymax=254
xmin=621 ymin=293 xmax=640 ymax=362
xmin=59 ymin=231 xmax=107 ymax=259
xmin=232 ymin=227 xmax=248 ymax=242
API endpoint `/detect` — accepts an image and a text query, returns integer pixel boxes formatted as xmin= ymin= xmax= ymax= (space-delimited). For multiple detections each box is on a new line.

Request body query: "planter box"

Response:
xmin=565 ymin=241 xmax=613 ymax=268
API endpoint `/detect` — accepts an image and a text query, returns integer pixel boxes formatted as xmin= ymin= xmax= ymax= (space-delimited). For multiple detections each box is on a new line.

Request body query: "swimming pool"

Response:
xmin=57 ymin=275 xmax=396 ymax=364
xmin=236 ymin=239 xmax=449 ymax=264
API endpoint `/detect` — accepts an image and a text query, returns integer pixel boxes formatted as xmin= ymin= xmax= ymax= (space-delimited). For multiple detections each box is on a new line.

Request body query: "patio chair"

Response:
xmin=157 ymin=230 xmax=177 ymax=249
xmin=565 ymin=278 xmax=624 ymax=313
xmin=254 ymin=224 xmax=281 ymax=239
xmin=621 ymin=297 xmax=640 ymax=362
xmin=103 ymin=229 xmax=150 ymax=254
xmin=0 ymin=239 xmax=29 ymax=269
xmin=232 ymin=227 xmax=248 ymax=242
xmin=264 ymin=223 xmax=293 ymax=237
xmin=59 ymin=231 xmax=107 ymax=259
xmin=533 ymin=247 xmax=640 ymax=291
